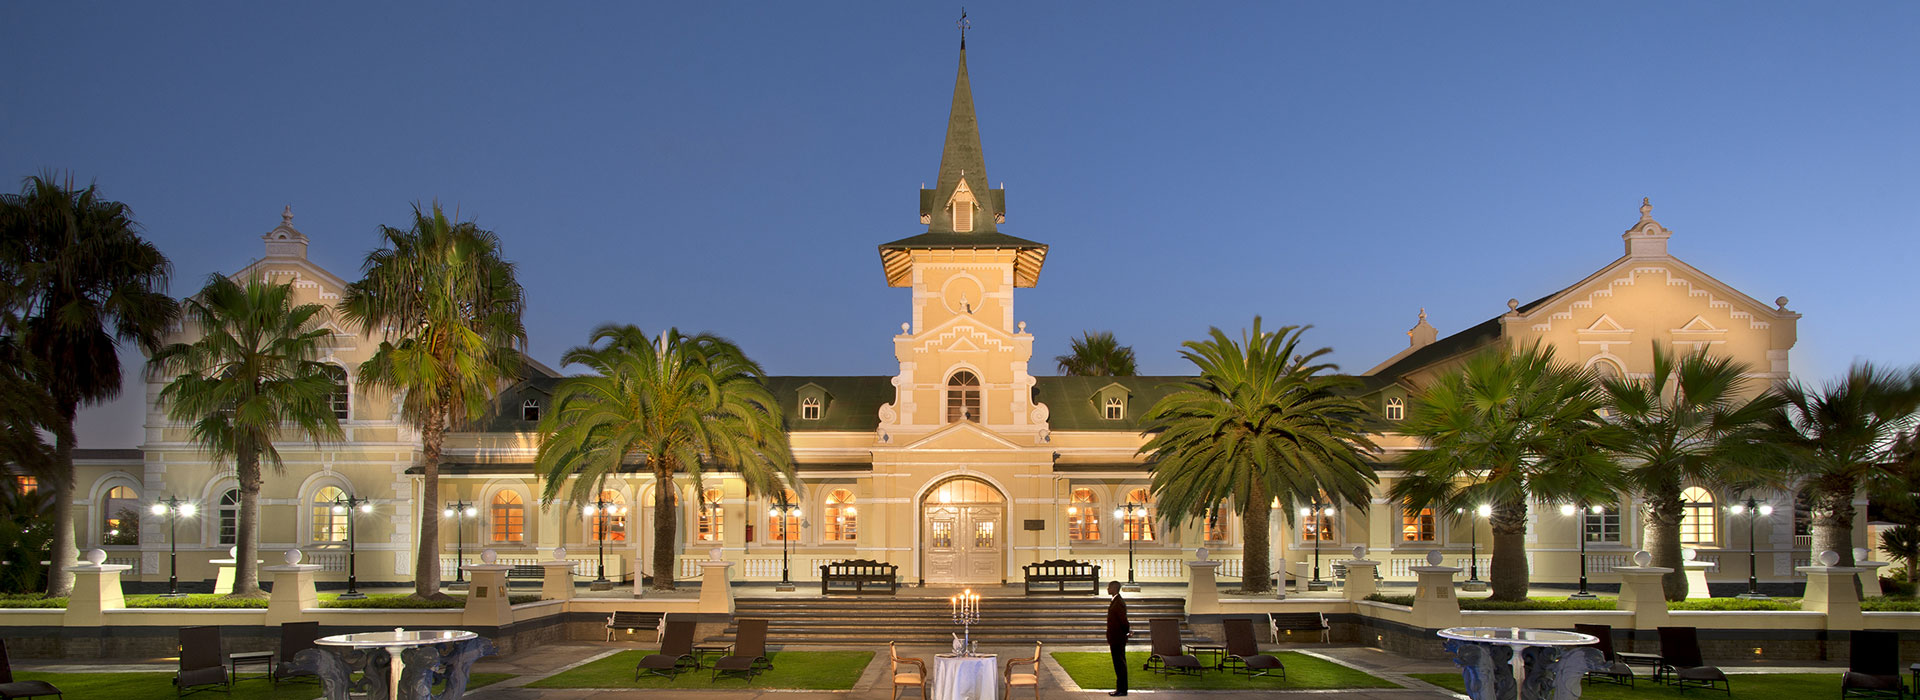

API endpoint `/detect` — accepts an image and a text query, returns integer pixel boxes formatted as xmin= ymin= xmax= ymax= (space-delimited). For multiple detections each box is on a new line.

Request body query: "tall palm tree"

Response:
xmin=1389 ymin=344 xmax=1617 ymax=601
xmin=1764 ymin=364 xmax=1920 ymax=569
xmin=338 ymin=203 xmax=525 ymax=599
xmin=1055 ymin=331 xmax=1138 ymax=377
xmin=535 ymin=325 xmax=794 ymax=590
xmin=150 ymin=275 xmax=344 ymax=598
xmin=0 ymin=173 xmax=176 ymax=597
xmin=1601 ymin=343 xmax=1783 ymax=600
xmin=1138 ymin=319 xmax=1377 ymax=594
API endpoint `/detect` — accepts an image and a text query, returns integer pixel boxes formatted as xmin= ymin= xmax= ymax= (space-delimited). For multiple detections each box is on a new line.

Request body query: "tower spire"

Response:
xmin=920 ymin=22 xmax=1003 ymax=234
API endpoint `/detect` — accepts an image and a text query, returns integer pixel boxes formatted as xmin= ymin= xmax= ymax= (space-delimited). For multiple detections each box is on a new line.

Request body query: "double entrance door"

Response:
xmin=923 ymin=504 xmax=1004 ymax=585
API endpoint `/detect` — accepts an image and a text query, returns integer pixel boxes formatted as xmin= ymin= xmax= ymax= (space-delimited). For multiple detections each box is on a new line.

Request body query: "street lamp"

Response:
xmin=149 ymin=497 xmax=197 ymax=598
xmin=332 ymin=494 xmax=374 ymax=599
xmin=1456 ymin=504 xmax=1491 ymax=586
xmin=1559 ymin=502 xmax=1604 ymax=599
xmin=769 ymin=491 xmax=802 ymax=587
xmin=1297 ymin=498 xmax=1336 ymax=591
xmin=1114 ymin=501 xmax=1147 ymax=585
xmin=442 ymin=501 xmax=477 ymax=586
xmin=582 ymin=495 xmax=625 ymax=591
xmin=1729 ymin=496 xmax=1774 ymax=599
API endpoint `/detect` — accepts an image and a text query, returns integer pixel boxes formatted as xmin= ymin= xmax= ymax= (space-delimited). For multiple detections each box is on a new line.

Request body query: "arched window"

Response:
xmin=1204 ymin=504 xmax=1230 ymax=542
xmin=768 ymin=488 xmax=801 ymax=541
xmin=521 ymin=399 xmax=540 ymax=422
xmin=1067 ymin=488 xmax=1100 ymax=541
xmin=1121 ymin=488 xmax=1155 ymax=542
xmin=802 ymin=397 xmax=821 ymax=421
xmin=946 ymin=371 xmax=981 ymax=423
xmin=491 ymin=491 xmax=525 ymax=543
xmin=1385 ymin=397 xmax=1405 ymax=421
xmin=312 ymin=486 xmax=348 ymax=543
xmin=697 ymin=488 xmax=724 ymax=542
xmin=217 ymin=489 xmax=240 ymax=546
xmin=1105 ymin=396 xmax=1124 ymax=421
xmin=323 ymin=365 xmax=349 ymax=420
xmin=587 ymin=490 xmax=626 ymax=542
xmin=1589 ymin=359 xmax=1622 ymax=381
xmin=1679 ymin=486 xmax=1716 ymax=545
xmin=102 ymin=486 xmax=140 ymax=545
xmin=1401 ymin=505 xmax=1434 ymax=542
xmin=824 ymin=489 xmax=857 ymax=541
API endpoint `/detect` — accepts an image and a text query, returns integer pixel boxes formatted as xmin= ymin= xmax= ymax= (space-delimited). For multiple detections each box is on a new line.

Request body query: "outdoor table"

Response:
xmin=1186 ymin=642 xmax=1227 ymax=670
xmin=932 ymin=653 xmax=998 ymax=700
xmin=692 ymin=641 xmax=733 ymax=669
xmin=311 ymin=629 xmax=490 ymax=700
xmin=228 ymin=649 xmax=275 ymax=682
xmin=1438 ymin=627 xmax=1603 ymax=700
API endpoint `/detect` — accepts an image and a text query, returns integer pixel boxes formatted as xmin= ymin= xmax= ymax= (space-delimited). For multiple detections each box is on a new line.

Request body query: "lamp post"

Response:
xmin=768 ymin=491 xmax=802 ymax=587
xmin=582 ymin=494 xmax=625 ymax=590
xmin=1298 ymin=498 xmax=1336 ymax=590
xmin=1730 ymin=496 xmax=1774 ymax=599
xmin=1113 ymin=501 xmax=1146 ymax=584
xmin=149 ymin=497 xmax=197 ymax=598
xmin=442 ymin=501 xmax=477 ymax=585
xmin=1559 ymin=502 xmax=1603 ymax=599
xmin=332 ymin=494 xmax=374 ymax=599
xmin=1456 ymin=504 xmax=1490 ymax=585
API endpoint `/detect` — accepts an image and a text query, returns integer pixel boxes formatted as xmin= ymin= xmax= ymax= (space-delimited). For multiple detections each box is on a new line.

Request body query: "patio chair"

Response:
xmin=269 ymin=621 xmax=320 ymax=686
xmin=1143 ymin=618 xmax=1202 ymax=676
xmin=712 ymin=619 xmax=771 ymax=682
xmin=1004 ymin=641 xmax=1041 ymax=700
xmin=1656 ymin=626 xmax=1729 ymax=695
xmin=1573 ymin=623 xmax=1633 ymax=687
xmin=889 ymin=642 xmax=927 ymax=700
xmin=174 ymin=626 xmax=229 ymax=696
xmin=636 ymin=619 xmax=699 ymax=680
xmin=0 ymin=639 xmax=62 ymax=699
xmin=1222 ymin=618 xmax=1285 ymax=679
xmin=1841 ymin=630 xmax=1905 ymax=698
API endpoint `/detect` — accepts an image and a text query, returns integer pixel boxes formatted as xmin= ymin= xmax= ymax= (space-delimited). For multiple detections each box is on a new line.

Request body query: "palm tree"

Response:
xmin=1601 ymin=343 xmax=1783 ymax=600
xmin=338 ymin=203 xmax=526 ymax=599
xmin=535 ymin=325 xmax=794 ymax=590
xmin=1138 ymin=319 xmax=1378 ymax=594
xmin=1764 ymin=364 xmax=1920 ymax=569
xmin=1055 ymin=331 xmax=1138 ymax=377
xmin=0 ymin=173 xmax=176 ymax=597
xmin=1389 ymin=344 xmax=1617 ymax=601
xmin=150 ymin=275 xmax=344 ymax=598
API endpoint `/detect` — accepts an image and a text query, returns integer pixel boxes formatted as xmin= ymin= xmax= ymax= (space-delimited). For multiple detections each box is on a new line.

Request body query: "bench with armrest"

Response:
xmin=1266 ymin=612 xmax=1329 ymax=644
xmin=820 ymin=559 xmax=898 ymax=595
xmin=1022 ymin=559 xmax=1100 ymax=594
xmin=507 ymin=565 xmax=545 ymax=586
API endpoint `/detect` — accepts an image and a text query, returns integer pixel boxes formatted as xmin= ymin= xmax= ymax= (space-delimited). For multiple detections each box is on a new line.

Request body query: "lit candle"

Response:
xmin=951 ymin=596 xmax=957 ymax=616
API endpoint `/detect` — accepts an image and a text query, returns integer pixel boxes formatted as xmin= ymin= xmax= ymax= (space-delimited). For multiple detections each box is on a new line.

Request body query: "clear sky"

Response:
xmin=4 ymin=3 xmax=1915 ymax=448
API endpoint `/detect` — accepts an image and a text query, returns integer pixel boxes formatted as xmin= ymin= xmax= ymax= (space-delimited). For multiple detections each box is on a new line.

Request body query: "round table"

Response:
xmin=1437 ymin=627 xmax=1598 ymax=700
xmin=932 ymin=653 xmax=998 ymax=700
xmin=317 ymin=629 xmax=477 ymax=700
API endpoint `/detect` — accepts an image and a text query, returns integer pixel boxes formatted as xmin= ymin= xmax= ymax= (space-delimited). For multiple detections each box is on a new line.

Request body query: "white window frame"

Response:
xmin=1385 ymin=397 xmax=1404 ymax=421
xmin=802 ymin=397 xmax=821 ymax=421
xmin=1104 ymin=396 xmax=1124 ymax=420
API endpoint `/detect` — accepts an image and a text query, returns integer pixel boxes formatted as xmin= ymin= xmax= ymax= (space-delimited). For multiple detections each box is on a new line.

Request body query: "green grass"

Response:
xmin=1862 ymin=596 xmax=1920 ymax=611
xmin=0 ymin=594 xmax=64 ymax=608
xmin=526 ymin=649 xmax=873 ymax=689
xmin=4 ymin=671 xmax=511 ymax=699
xmin=318 ymin=592 xmax=543 ymax=609
xmin=1412 ymin=672 xmax=1863 ymax=699
xmin=1051 ymin=651 xmax=1399 ymax=690
xmin=0 ymin=591 xmax=544 ymax=609
xmin=1670 ymin=597 xmax=1801 ymax=611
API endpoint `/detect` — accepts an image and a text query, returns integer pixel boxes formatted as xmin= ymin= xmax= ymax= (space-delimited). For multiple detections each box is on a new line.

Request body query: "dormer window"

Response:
xmin=802 ymin=397 xmax=821 ymax=421
xmin=949 ymin=180 xmax=976 ymax=232
xmin=1104 ymin=396 xmax=1124 ymax=420
xmin=521 ymin=399 xmax=541 ymax=422
xmin=1385 ymin=397 xmax=1404 ymax=421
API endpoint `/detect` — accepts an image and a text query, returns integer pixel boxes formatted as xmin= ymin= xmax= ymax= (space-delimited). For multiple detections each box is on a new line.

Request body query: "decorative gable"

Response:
xmin=1091 ymin=382 xmax=1132 ymax=421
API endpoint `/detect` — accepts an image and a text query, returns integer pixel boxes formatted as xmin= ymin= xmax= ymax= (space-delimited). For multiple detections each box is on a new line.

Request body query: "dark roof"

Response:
xmin=763 ymin=376 xmax=894 ymax=431
xmin=1032 ymin=375 xmax=1190 ymax=432
xmin=1366 ymin=288 xmax=1567 ymax=381
xmin=73 ymin=448 xmax=143 ymax=461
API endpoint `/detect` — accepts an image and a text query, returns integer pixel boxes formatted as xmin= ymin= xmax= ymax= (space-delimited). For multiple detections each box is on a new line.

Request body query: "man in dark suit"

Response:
xmin=1106 ymin=580 xmax=1129 ymax=696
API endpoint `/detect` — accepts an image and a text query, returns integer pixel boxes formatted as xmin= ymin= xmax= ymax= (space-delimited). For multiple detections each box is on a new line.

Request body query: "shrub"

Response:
xmin=1861 ymin=596 xmax=1920 ymax=612
xmin=1364 ymin=594 xmax=1413 ymax=606
xmin=1668 ymin=597 xmax=1800 ymax=611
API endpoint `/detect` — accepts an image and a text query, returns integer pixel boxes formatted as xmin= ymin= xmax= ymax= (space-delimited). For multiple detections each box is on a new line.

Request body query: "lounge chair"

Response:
xmin=1656 ymin=626 xmax=1729 ymax=695
xmin=1841 ymin=630 xmax=1905 ymax=698
xmin=889 ymin=642 xmax=927 ymax=700
xmin=1222 ymin=618 xmax=1285 ymax=679
xmin=1143 ymin=618 xmax=1202 ymax=676
xmin=1573 ymin=623 xmax=1633 ymax=687
xmin=174 ymin=626 xmax=229 ymax=696
xmin=712 ymin=619 xmax=771 ymax=682
xmin=269 ymin=621 xmax=320 ymax=686
xmin=637 ymin=619 xmax=699 ymax=680
xmin=0 ymin=639 xmax=62 ymax=699
xmin=1004 ymin=641 xmax=1041 ymax=700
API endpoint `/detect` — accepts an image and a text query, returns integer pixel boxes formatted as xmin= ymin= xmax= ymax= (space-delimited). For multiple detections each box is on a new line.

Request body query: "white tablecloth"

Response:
xmin=933 ymin=654 xmax=999 ymax=700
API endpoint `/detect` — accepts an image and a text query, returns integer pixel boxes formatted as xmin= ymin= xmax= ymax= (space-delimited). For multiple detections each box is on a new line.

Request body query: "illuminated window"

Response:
xmin=1105 ymin=396 xmax=1124 ymax=420
xmin=323 ymin=365 xmax=349 ymax=420
xmin=802 ymin=397 xmax=821 ymax=421
xmin=1401 ymin=506 xmax=1434 ymax=542
xmin=312 ymin=486 xmax=348 ymax=543
xmin=521 ymin=399 xmax=540 ymax=422
xmin=1301 ymin=504 xmax=1336 ymax=542
xmin=768 ymin=489 xmax=800 ymax=541
xmin=928 ymin=477 xmax=1002 ymax=505
xmin=1204 ymin=505 xmax=1229 ymax=542
xmin=1679 ymin=487 xmax=1716 ymax=545
xmin=1122 ymin=488 xmax=1155 ymax=542
xmin=946 ymin=371 xmax=981 ymax=423
xmin=1584 ymin=503 xmax=1622 ymax=544
xmin=14 ymin=476 xmax=37 ymax=494
xmin=588 ymin=489 xmax=626 ymax=542
xmin=974 ymin=520 xmax=995 ymax=548
xmin=217 ymin=490 xmax=239 ymax=546
xmin=1067 ymin=488 xmax=1101 ymax=541
xmin=102 ymin=486 xmax=140 ymax=545
xmin=698 ymin=488 xmax=724 ymax=542
xmin=824 ymin=489 xmax=857 ymax=541
xmin=491 ymin=491 xmax=525 ymax=543
xmin=1385 ymin=397 xmax=1404 ymax=421
xmin=931 ymin=521 xmax=953 ymax=548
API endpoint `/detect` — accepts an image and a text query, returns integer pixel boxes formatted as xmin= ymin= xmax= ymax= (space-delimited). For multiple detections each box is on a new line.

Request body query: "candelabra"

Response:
xmin=950 ymin=589 xmax=981 ymax=655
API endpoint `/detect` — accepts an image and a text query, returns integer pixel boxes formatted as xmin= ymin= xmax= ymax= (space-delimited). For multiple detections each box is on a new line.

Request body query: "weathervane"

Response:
xmin=958 ymin=8 xmax=970 ymax=48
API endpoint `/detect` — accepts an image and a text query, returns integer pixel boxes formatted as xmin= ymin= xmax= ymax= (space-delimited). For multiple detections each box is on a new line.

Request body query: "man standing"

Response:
xmin=1105 ymin=580 xmax=1129 ymax=696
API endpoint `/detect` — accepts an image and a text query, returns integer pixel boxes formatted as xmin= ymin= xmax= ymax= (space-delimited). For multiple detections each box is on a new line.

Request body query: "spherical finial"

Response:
xmin=709 ymin=548 xmax=724 ymax=562
xmin=1818 ymin=550 xmax=1841 ymax=567
xmin=481 ymin=549 xmax=498 ymax=564
xmin=1632 ymin=550 xmax=1652 ymax=567
xmin=1682 ymin=548 xmax=1698 ymax=562
xmin=1017 ymin=321 xmax=1027 ymax=333
xmin=1425 ymin=550 xmax=1444 ymax=566
xmin=229 ymin=546 xmax=238 ymax=559
xmin=552 ymin=547 xmax=567 ymax=561
xmin=284 ymin=549 xmax=304 ymax=565
xmin=1507 ymin=298 xmax=1520 ymax=312
xmin=85 ymin=549 xmax=107 ymax=566
xmin=1352 ymin=545 xmax=1367 ymax=560
xmin=1776 ymin=296 xmax=1790 ymax=311
xmin=1194 ymin=547 xmax=1210 ymax=561
xmin=1854 ymin=547 xmax=1871 ymax=562
xmin=1418 ymin=308 xmax=1427 ymax=322
xmin=901 ymin=322 xmax=910 ymax=334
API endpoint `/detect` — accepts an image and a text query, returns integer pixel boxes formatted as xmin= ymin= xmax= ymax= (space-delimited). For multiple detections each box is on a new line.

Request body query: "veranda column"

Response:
xmin=1186 ymin=549 xmax=1221 ymax=614
xmin=1342 ymin=546 xmax=1380 ymax=602
xmin=264 ymin=549 xmax=323 ymax=626
xmin=1409 ymin=550 xmax=1462 ymax=630
xmin=1613 ymin=550 xmax=1672 ymax=630
xmin=540 ymin=547 xmax=576 ymax=602
xmin=1800 ymin=550 xmax=1865 ymax=632
xmin=64 ymin=549 xmax=129 ymax=628
xmin=697 ymin=554 xmax=735 ymax=615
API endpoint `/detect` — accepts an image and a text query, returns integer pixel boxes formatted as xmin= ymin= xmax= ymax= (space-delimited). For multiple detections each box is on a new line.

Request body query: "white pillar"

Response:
xmin=1681 ymin=549 xmax=1713 ymax=599
xmin=1187 ymin=550 xmax=1221 ymax=614
xmin=264 ymin=550 xmax=323 ymax=626
xmin=462 ymin=550 xmax=514 ymax=628
xmin=698 ymin=559 xmax=735 ymax=615
xmin=1409 ymin=550 xmax=1462 ymax=629
xmin=1801 ymin=550 xmax=1865 ymax=631
xmin=541 ymin=548 xmax=576 ymax=602
xmin=1615 ymin=551 xmax=1673 ymax=630
xmin=64 ymin=549 xmax=129 ymax=628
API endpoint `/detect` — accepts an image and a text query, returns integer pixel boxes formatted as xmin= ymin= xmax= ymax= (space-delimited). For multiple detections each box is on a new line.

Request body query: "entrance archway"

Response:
xmin=921 ymin=476 xmax=1006 ymax=585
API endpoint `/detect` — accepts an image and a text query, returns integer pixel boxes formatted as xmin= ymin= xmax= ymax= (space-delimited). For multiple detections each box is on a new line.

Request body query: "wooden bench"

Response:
xmin=606 ymin=610 xmax=664 ymax=641
xmin=1022 ymin=559 xmax=1101 ymax=594
xmin=507 ymin=565 xmax=545 ymax=586
xmin=819 ymin=559 xmax=898 ymax=595
xmin=1267 ymin=612 xmax=1329 ymax=644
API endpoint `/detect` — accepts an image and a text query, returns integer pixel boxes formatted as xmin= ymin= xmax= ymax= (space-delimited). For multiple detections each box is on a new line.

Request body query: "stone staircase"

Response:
xmin=716 ymin=595 xmax=1205 ymax=646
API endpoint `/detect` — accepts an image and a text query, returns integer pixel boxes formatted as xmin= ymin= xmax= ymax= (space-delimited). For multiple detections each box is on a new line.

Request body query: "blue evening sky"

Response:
xmin=4 ymin=3 xmax=1915 ymax=448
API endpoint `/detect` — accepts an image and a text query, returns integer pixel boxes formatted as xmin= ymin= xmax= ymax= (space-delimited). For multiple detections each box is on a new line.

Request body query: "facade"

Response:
xmin=64 ymin=42 xmax=1848 ymax=595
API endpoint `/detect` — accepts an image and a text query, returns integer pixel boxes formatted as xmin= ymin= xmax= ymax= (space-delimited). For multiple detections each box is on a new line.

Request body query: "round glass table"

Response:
xmin=316 ymin=629 xmax=478 ymax=699
xmin=1437 ymin=627 xmax=1600 ymax=700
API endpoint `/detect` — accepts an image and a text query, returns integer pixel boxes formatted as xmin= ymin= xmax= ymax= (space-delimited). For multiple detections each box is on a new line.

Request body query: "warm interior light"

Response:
xmin=844 ymin=507 xmax=856 ymax=515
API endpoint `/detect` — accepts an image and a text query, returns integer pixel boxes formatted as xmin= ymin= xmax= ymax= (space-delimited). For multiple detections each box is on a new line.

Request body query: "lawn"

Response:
xmin=527 ymin=649 xmax=874 ymax=690
xmin=0 ymin=592 xmax=543 ymax=609
xmin=1411 ymin=672 xmax=1854 ymax=698
xmin=1051 ymin=651 xmax=1399 ymax=690
xmin=6 ymin=671 xmax=511 ymax=699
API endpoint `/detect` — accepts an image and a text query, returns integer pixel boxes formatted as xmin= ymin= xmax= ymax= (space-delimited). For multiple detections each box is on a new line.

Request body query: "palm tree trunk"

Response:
xmin=1488 ymin=499 xmax=1530 ymax=602
xmin=1815 ymin=488 xmax=1857 ymax=567
xmin=413 ymin=403 xmax=447 ymax=599
xmin=1643 ymin=487 xmax=1688 ymax=601
xmin=44 ymin=399 xmax=78 ymax=598
xmin=231 ymin=445 xmax=265 ymax=597
xmin=1240 ymin=481 xmax=1271 ymax=594
xmin=652 ymin=468 xmax=677 ymax=590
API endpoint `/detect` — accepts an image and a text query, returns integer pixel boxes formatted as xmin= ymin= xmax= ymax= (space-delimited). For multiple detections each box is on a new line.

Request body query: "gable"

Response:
xmin=900 ymin=420 xmax=1024 ymax=451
